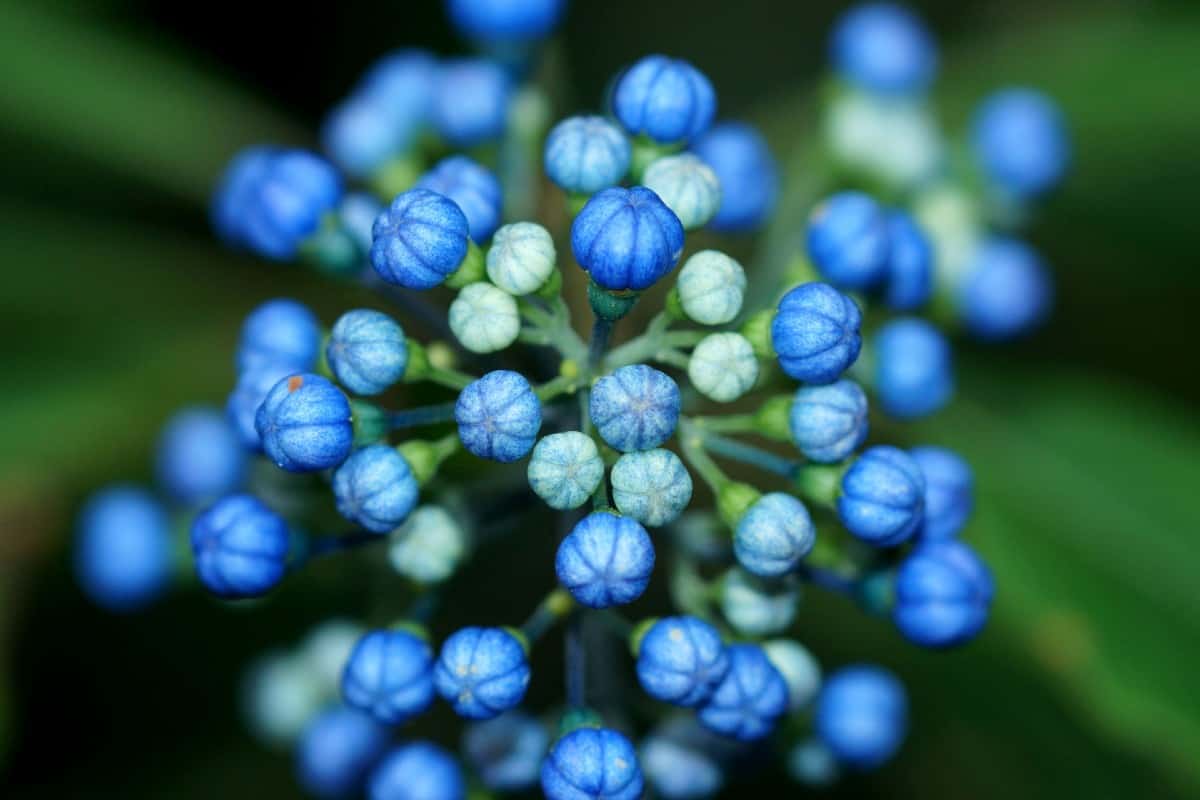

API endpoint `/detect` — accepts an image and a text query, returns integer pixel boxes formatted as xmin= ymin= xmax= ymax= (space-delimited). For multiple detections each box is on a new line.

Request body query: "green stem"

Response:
xmin=424 ymin=365 xmax=475 ymax=391
xmin=519 ymin=588 xmax=576 ymax=644
xmin=677 ymin=421 xmax=730 ymax=493
xmin=691 ymin=413 xmax=759 ymax=434
xmin=653 ymin=348 xmax=691 ymax=370
xmin=700 ymin=432 xmax=800 ymax=479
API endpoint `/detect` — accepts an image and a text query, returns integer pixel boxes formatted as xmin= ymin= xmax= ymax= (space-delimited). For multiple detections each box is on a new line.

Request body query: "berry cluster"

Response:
xmin=76 ymin=2 xmax=1068 ymax=798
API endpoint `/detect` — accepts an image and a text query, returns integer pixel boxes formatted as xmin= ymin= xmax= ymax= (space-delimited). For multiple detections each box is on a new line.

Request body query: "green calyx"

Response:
xmin=754 ymin=395 xmax=795 ymax=442
xmin=795 ymin=463 xmax=846 ymax=508
xmin=664 ymin=287 xmax=686 ymax=321
xmin=741 ymin=309 xmax=776 ymax=360
xmin=588 ymin=281 xmax=640 ymax=321
xmin=398 ymin=435 xmax=459 ymax=486
xmin=534 ymin=268 xmax=563 ymax=301
xmin=403 ymin=340 xmax=431 ymax=382
xmin=371 ymin=156 xmax=422 ymax=201
xmin=350 ymin=400 xmax=389 ymax=447
xmin=445 ymin=240 xmax=486 ymax=289
xmin=557 ymin=707 xmax=603 ymax=736
xmin=629 ymin=617 xmax=659 ymax=658
xmin=718 ymin=481 xmax=763 ymax=529
xmin=391 ymin=619 xmax=430 ymax=641
xmin=629 ymin=135 xmax=682 ymax=182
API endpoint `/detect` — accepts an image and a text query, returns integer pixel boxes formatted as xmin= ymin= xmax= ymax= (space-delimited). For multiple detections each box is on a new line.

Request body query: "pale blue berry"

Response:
xmin=527 ymin=432 xmax=605 ymax=510
xmin=643 ymin=154 xmax=721 ymax=230
xmin=611 ymin=449 xmax=693 ymax=527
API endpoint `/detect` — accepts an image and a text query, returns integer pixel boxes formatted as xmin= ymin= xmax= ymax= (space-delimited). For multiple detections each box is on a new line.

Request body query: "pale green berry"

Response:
xmin=388 ymin=505 xmax=468 ymax=584
xmin=676 ymin=250 xmax=746 ymax=325
xmin=449 ymin=282 xmax=521 ymax=353
xmin=643 ymin=154 xmax=721 ymax=230
xmin=688 ymin=332 xmax=759 ymax=402
xmin=241 ymin=651 xmax=324 ymax=746
xmin=762 ymin=639 xmax=822 ymax=711
xmin=719 ymin=568 xmax=798 ymax=636
xmin=611 ymin=449 xmax=693 ymax=526
xmin=527 ymin=432 xmax=605 ymax=510
xmin=486 ymin=222 xmax=557 ymax=295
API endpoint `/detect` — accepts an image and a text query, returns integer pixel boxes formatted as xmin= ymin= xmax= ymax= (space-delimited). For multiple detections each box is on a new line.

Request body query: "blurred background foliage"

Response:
xmin=2 ymin=0 xmax=1199 ymax=797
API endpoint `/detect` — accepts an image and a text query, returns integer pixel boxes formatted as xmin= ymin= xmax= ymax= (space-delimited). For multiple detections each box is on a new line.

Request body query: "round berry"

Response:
xmin=556 ymin=511 xmax=655 ymax=608
xmin=236 ymin=298 xmax=321 ymax=374
xmin=612 ymin=55 xmax=716 ymax=144
xmin=341 ymin=628 xmax=435 ymax=725
xmin=446 ymin=0 xmax=566 ymax=43
xmin=332 ymin=445 xmax=419 ymax=534
xmin=571 ymin=186 xmax=685 ymax=292
xmin=302 ymin=619 xmax=367 ymax=693
xmin=541 ymin=727 xmax=643 ymax=800
xmin=227 ymin=362 xmax=292 ymax=449
xmin=909 ymin=446 xmax=973 ymax=541
xmin=882 ymin=211 xmax=933 ymax=310
xmin=191 ymin=494 xmax=290 ymax=599
xmin=487 ymin=222 xmax=556 ymax=295
xmin=211 ymin=146 xmax=276 ymax=247
xmin=360 ymin=50 xmax=439 ymax=119
xmin=463 ymin=711 xmax=548 ymax=791
xmin=156 ymin=407 xmax=247 ymax=505
xmin=449 ymin=282 xmax=521 ymax=353
xmin=636 ymin=616 xmax=729 ymax=707
xmin=543 ymin=115 xmax=631 ymax=195
xmin=340 ymin=193 xmax=384 ymax=256
xmin=830 ymin=3 xmax=937 ymax=95
xmin=434 ymin=627 xmax=531 ymax=719
xmin=527 ymin=432 xmax=605 ymax=511
xmin=719 ymin=568 xmax=798 ymax=636
xmin=787 ymin=739 xmax=839 ymax=787
xmin=75 ymin=487 xmax=172 ymax=611
xmin=589 ymin=364 xmax=680 ymax=452
xmin=690 ymin=121 xmax=778 ymax=232
xmin=959 ymin=237 xmax=1052 ymax=341
xmin=697 ymin=644 xmax=788 ymax=741
xmin=296 ymin=706 xmax=390 ymax=799
xmin=432 ymin=58 xmax=511 ymax=148
xmin=643 ymin=154 xmax=721 ymax=230
xmin=327 ymin=309 xmax=408 ymax=396
xmin=972 ymin=88 xmax=1069 ymax=198
xmin=894 ymin=540 xmax=993 ymax=647
xmin=789 ymin=379 xmax=868 ymax=463
xmin=241 ymin=652 xmax=324 ymax=745
xmin=611 ymin=449 xmax=693 ymax=527
xmin=640 ymin=735 xmax=724 ymax=799
xmin=675 ymin=250 xmax=746 ymax=326
xmin=371 ymin=188 xmax=471 ymax=290
xmin=734 ymin=492 xmax=815 ymax=578
xmin=322 ymin=94 xmax=417 ymax=179
xmin=388 ymin=505 xmax=468 ymax=584
xmin=239 ymin=149 xmax=343 ymax=260
xmin=771 ymin=282 xmax=862 ymax=384
xmin=455 ymin=370 xmax=542 ymax=462
xmin=838 ymin=445 xmax=925 ymax=547
xmin=256 ymin=373 xmax=353 ymax=472
xmin=815 ymin=665 xmax=907 ymax=769
xmin=806 ymin=191 xmax=889 ymax=289
xmin=416 ymin=156 xmax=503 ymax=242
xmin=368 ymin=742 xmax=465 ymax=800
xmin=874 ymin=317 xmax=953 ymax=419
xmin=687 ymin=332 xmax=759 ymax=403
xmin=763 ymin=638 xmax=822 ymax=711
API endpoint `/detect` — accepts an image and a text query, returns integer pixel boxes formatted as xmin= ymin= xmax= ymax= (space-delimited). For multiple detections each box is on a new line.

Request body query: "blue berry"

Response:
xmin=75 ymin=487 xmax=172 ymax=611
xmin=227 ymin=362 xmax=292 ymax=449
xmin=910 ymin=446 xmax=973 ymax=541
xmin=191 ymin=494 xmax=290 ymax=598
xmin=241 ymin=149 xmax=343 ymax=260
xmin=611 ymin=449 xmax=693 ymax=526
xmin=590 ymin=364 xmax=680 ymax=452
xmin=432 ymin=59 xmax=512 ymax=147
xmin=959 ymin=237 xmax=1053 ymax=341
xmin=636 ymin=616 xmax=729 ymax=707
xmin=322 ymin=95 xmax=416 ymax=179
xmin=734 ymin=492 xmax=816 ymax=578
xmin=789 ymin=379 xmax=869 ymax=463
xmin=612 ymin=55 xmax=716 ymax=144
xmin=690 ymin=121 xmax=778 ymax=232
xmin=360 ymin=50 xmax=439 ymax=119
xmin=972 ymin=88 xmax=1069 ymax=198
xmin=543 ymin=115 xmax=631 ymax=195
xmin=446 ymin=0 xmax=566 ymax=42
xmin=881 ymin=211 xmax=933 ymax=310
xmin=156 ymin=407 xmax=247 ymax=505
xmin=640 ymin=735 xmax=724 ymax=799
xmin=806 ymin=192 xmax=889 ymax=289
xmin=830 ymin=3 xmax=936 ymax=95
xmin=770 ymin=282 xmax=862 ymax=384
xmin=236 ymin=298 xmax=321 ymax=374
xmin=296 ymin=706 xmax=390 ymax=799
xmin=838 ymin=445 xmax=925 ymax=547
xmin=327 ymin=309 xmax=408 ymax=396
xmin=342 ymin=629 xmax=436 ymax=725
xmin=541 ymin=727 xmax=643 ymax=800
xmin=697 ymin=643 xmax=788 ymax=741
xmin=571 ymin=186 xmax=685 ymax=292
xmin=434 ymin=626 xmax=531 ymax=719
xmin=371 ymin=188 xmax=471 ymax=290
xmin=368 ymin=742 xmax=465 ymax=800
xmin=416 ymin=156 xmax=503 ymax=242
xmin=332 ymin=446 xmax=419 ymax=534
xmin=455 ymin=370 xmax=542 ymax=463
xmin=256 ymin=373 xmax=354 ymax=472
xmin=874 ymin=317 xmax=953 ymax=419
xmin=339 ymin=193 xmax=384 ymax=257
xmin=556 ymin=511 xmax=655 ymax=608
xmin=463 ymin=711 xmax=548 ymax=791
xmin=212 ymin=146 xmax=276 ymax=247
xmin=815 ymin=665 xmax=907 ymax=769
xmin=894 ymin=540 xmax=993 ymax=647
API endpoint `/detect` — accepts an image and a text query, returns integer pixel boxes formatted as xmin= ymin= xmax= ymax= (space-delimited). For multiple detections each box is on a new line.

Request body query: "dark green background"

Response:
xmin=2 ymin=0 xmax=1198 ymax=797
